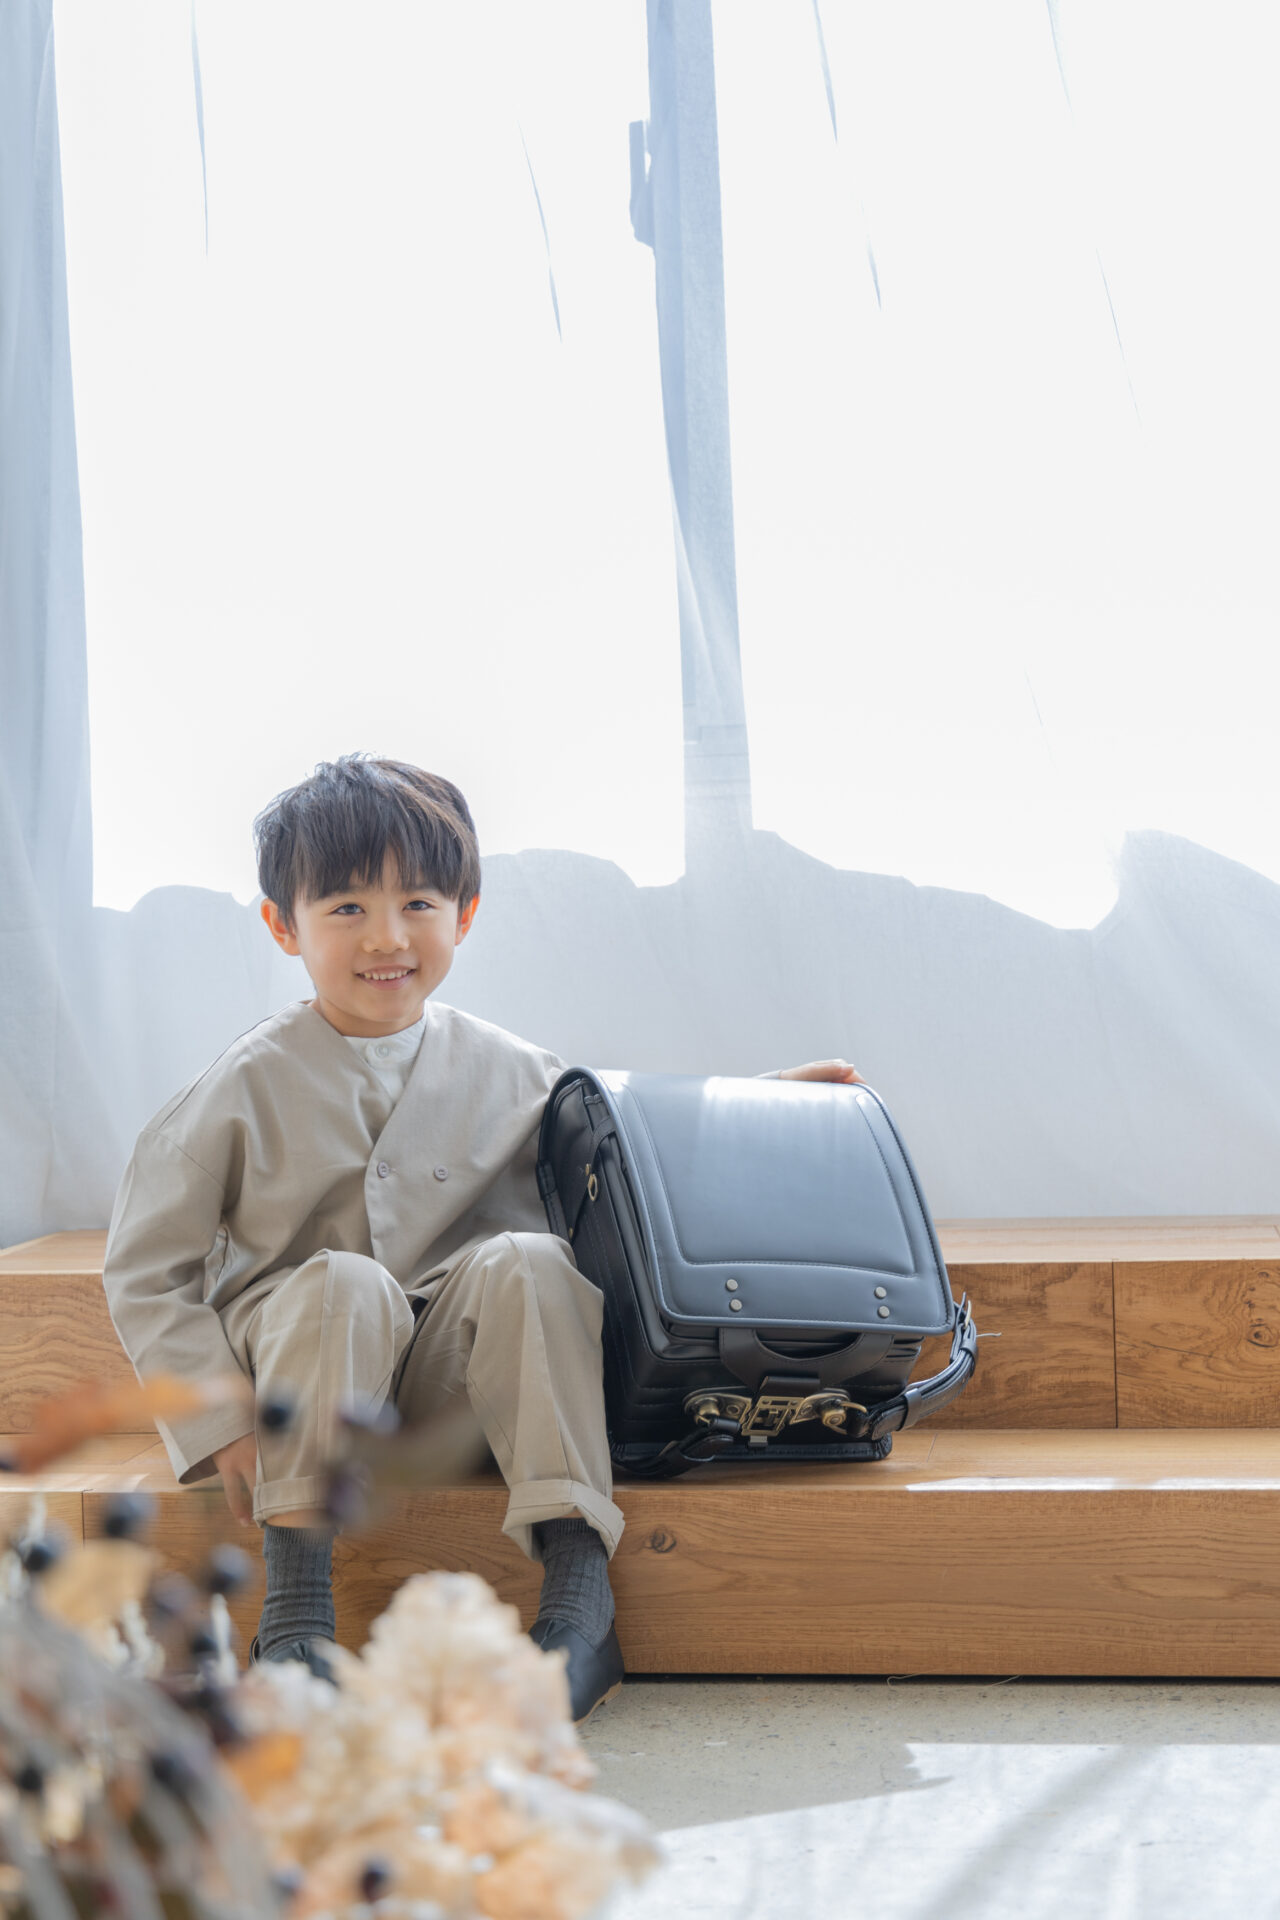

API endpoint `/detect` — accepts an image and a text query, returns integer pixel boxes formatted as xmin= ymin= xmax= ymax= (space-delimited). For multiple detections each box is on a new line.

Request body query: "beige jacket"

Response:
xmin=103 ymin=998 xmax=565 ymax=1482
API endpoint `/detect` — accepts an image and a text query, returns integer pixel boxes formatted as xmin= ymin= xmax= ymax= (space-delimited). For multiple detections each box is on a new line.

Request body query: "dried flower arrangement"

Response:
xmin=0 ymin=1381 xmax=659 ymax=1919
xmin=237 ymin=1574 xmax=656 ymax=1919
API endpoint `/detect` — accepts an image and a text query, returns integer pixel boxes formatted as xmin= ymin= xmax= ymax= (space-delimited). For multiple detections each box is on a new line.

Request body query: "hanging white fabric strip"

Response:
xmin=0 ymin=0 xmax=122 ymax=1244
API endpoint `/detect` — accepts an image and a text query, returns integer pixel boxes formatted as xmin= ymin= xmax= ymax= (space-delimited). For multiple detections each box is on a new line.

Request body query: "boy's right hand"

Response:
xmin=212 ymin=1431 xmax=259 ymax=1527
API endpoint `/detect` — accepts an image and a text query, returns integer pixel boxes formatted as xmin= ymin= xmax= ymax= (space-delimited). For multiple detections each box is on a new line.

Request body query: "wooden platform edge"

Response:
xmin=6 ymin=1436 xmax=1280 ymax=1676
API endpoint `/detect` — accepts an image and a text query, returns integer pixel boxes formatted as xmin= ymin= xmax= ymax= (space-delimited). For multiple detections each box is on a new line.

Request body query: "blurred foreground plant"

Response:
xmin=0 ymin=1382 xmax=658 ymax=1920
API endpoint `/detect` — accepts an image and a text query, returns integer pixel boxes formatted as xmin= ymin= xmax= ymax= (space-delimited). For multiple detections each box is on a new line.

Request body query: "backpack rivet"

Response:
xmin=877 ymin=1305 xmax=891 ymax=1318
xmin=874 ymin=1287 xmax=888 ymax=1299
xmin=730 ymin=1299 xmax=744 ymax=1312
xmin=725 ymin=1279 xmax=739 ymax=1292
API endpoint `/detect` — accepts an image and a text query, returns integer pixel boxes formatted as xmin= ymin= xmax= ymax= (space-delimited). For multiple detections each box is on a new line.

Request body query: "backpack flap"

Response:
xmin=592 ymin=1071 xmax=953 ymax=1339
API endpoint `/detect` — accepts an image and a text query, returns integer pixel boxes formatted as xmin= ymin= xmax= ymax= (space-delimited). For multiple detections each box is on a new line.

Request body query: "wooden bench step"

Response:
xmin=5 ymin=1224 xmax=1280 ymax=1430
xmin=5 ymin=1430 xmax=1280 ymax=1677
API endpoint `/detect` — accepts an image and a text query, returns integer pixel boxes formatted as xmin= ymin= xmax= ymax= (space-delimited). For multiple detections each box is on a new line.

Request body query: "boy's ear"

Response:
xmin=261 ymin=897 xmax=301 ymax=956
xmin=455 ymin=894 xmax=480 ymax=944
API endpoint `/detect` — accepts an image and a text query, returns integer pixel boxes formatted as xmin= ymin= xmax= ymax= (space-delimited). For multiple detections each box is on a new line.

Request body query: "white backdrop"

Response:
xmin=55 ymin=0 xmax=681 ymax=906
xmin=4 ymin=0 xmax=1279 ymax=1243
xmin=714 ymin=0 xmax=1280 ymax=929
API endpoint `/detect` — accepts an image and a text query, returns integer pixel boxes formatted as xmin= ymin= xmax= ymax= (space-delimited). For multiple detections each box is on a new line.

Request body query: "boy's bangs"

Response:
xmin=254 ymin=754 xmax=481 ymax=920
xmin=296 ymin=790 xmax=466 ymax=905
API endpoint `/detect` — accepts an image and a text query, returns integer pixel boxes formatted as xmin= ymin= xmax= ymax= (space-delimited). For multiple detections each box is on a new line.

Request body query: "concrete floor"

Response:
xmin=585 ymin=1676 xmax=1280 ymax=1919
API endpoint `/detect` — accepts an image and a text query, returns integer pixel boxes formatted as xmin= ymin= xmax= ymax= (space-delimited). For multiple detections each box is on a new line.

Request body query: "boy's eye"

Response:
xmin=329 ymin=899 xmax=437 ymax=915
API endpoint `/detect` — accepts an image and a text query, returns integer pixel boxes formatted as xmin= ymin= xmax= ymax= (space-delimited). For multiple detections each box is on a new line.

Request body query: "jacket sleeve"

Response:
xmin=103 ymin=1130 xmax=253 ymax=1484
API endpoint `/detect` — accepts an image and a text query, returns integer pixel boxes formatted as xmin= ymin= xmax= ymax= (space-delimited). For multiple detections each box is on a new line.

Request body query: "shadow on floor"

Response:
xmin=582 ymin=1675 xmax=1280 ymax=1831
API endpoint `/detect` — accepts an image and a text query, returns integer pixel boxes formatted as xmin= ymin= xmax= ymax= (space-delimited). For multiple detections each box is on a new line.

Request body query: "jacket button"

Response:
xmin=376 ymin=1161 xmax=391 ymax=1178
xmin=433 ymin=1166 xmax=449 ymax=1181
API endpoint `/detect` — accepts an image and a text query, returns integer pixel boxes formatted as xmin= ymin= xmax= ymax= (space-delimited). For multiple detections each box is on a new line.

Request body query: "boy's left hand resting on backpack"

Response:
xmin=776 ymin=1059 xmax=863 ymax=1083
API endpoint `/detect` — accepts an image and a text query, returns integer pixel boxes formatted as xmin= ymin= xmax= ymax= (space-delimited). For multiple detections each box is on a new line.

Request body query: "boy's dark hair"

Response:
xmin=254 ymin=754 xmax=481 ymax=928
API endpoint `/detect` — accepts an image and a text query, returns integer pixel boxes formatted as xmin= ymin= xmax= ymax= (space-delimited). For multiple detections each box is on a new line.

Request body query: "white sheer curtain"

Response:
xmin=691 ymin=0 xmax=1280 ymax=1214
xmin=0 ymin=0 xmax=122 ymax=1246
xmin=713 ymin=0 xmax=1280 ymax=928
xmin=6 ymin=0 xmax=1280 ymax=1243
xmin=19 ymin=0 xmax=685 ymax=1241
xmin=55 ymin=0 xmax=678 ymax=909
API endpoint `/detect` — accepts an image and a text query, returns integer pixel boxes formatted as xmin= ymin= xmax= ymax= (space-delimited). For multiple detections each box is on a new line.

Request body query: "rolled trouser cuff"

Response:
xmin=253 ymin=1474 xmax=332 ymax=1527
xmin=503 ymin=1478 xmax=625 ymax=1563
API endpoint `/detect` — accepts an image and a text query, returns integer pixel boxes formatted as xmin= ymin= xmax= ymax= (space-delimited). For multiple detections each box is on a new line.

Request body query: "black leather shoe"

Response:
xmin=529 ymin=1617 xmax=625 ymax=1724
xmin=249 ymin=1634 xmax=337 ymax=1683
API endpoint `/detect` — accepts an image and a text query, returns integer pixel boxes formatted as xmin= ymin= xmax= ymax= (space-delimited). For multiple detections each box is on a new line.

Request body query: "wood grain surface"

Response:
xmin=1116 ymin=1259 xmax=1280 ymax=1427
xmin=0 ymin=1275 xmax=139 ymax=1429
xmin=9 ymin=1222 xmax=1280 ymax=1274
xmin=44 ymin=1428 xmax=1280 ymax=1492
xmin=28 ymin=1431 xmax=1280 ymax=1675
xmin=937 ymin=1218 xmax=1280 ymax=1262
xmin=606 ymin=1483 xmax=1280 ymax=1675
xmin=0 ymin=1231 xmax=111 ymax=1273
xmin=0 ymin=1490 xmax=84 ymax=1554
xmin=916 ymin=1262 xmax=1116 ymax=1427
xmin=0 ymin=1434 xmax=166 ymax=1491
xmin=10 ymin=1229 xmax=1280 ymax=1440
xmin=925 ymin=1427 xmax=1280 ymax=1480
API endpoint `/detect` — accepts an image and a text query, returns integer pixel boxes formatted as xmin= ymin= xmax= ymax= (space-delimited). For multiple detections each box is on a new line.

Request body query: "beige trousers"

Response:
xmin=217 ymin=1231 xmax=623 ymax=1560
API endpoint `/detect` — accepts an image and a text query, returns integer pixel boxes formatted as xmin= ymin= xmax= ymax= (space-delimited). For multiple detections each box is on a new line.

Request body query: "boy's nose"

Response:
xmin=362 ymin=921 xmax=411 ymax=951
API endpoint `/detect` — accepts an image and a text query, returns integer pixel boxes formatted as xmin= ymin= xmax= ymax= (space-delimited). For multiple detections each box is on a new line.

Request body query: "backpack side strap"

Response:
xmin=620 ymin=1297 xmax=979 ymax=1478
xmin=856 ymin=1294 xmax=978 ymax=1443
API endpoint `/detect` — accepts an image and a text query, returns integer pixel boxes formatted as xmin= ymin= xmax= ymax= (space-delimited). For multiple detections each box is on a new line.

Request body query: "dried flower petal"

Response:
xmin=38 ymin=1539 xmax=158 ymax=1629
xmin=6 ymin=1374 xmax=251 ymax=1472
xmin=222 ymin=1731 xmax=305 ymax=1796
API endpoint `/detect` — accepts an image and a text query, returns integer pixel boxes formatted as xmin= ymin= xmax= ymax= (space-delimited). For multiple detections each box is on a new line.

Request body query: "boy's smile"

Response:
xmin=261 ymin=859 xmax=479 ymax=1038
xmin=357 ymin=964 xmax=416 ymax=989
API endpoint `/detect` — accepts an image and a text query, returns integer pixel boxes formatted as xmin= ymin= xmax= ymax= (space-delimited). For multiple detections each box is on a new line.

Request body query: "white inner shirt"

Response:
xmin=343 ymin=1010 xmax=427 ymax=1107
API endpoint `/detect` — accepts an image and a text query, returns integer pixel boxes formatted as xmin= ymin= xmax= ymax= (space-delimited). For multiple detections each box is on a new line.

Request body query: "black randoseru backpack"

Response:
xmin=537 ymin=1069 xmax=978 ymax=1478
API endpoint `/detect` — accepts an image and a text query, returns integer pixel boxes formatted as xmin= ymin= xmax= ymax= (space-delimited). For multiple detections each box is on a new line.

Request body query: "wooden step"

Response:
xmin=4 ymin=1223 xmax=1280 ymax=1430
xmin=4 ymin=1430 xmax=1280 ymax=1677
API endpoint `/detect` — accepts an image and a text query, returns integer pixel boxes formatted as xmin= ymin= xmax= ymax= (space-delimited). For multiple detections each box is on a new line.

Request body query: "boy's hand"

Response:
xmin=212 ymin=1431 xmax=258 ymax=1527
xmin=777 ymin=1059 xmax=863 ymax=1084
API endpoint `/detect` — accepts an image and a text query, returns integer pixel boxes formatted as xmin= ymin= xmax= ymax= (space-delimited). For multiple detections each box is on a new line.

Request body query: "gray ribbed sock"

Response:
xmin=257 ymin=1524 xmax=336 ymax=1660
xmin=533 ymin=1518 xmax=614 ymax=1646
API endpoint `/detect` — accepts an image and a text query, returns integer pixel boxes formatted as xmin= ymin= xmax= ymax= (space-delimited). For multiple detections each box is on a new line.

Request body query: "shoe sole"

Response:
xmin=575 ymin=1677 xmax=624 ymax=1727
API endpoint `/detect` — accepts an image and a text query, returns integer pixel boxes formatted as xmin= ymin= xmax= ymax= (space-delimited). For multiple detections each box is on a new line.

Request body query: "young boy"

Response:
xmin=103 ymin=754 xmax=859 ymax=1721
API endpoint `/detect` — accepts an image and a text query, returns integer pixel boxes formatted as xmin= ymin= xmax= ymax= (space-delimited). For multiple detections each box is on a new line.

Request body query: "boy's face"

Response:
xmin=261 ymin=858 xmax=479 ymax=1037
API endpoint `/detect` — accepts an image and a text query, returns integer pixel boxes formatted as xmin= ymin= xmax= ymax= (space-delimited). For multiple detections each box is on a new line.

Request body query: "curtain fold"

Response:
xmin=0 ymin=0 xmax=119 ymax=1244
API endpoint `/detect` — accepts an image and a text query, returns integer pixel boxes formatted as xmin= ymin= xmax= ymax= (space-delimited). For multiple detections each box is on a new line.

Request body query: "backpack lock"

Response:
xmin=685 ymin=1390 xmax=752 ymax=1429
xmin=743 ymin=1391 xmax=812 ymax=1436
xmin=683 ymin=1385 xmax=866 ymax=1437
xmin=796 ymin=1389 xmax=865 ymax=1432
